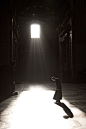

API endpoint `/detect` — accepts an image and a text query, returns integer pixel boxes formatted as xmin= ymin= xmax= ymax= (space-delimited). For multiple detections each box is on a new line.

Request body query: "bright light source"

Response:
xmin=31 ymin=24 xmax=40 ymax=38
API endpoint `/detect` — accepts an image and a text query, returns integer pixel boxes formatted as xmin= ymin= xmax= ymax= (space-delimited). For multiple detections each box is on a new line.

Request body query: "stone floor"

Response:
xmin=0 ymin=82 xmax=86 ymax=129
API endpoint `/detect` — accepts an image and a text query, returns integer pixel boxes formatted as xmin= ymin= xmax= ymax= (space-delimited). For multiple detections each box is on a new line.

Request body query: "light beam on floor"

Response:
xmin=1 ymin=84 xmax=86 ymax=129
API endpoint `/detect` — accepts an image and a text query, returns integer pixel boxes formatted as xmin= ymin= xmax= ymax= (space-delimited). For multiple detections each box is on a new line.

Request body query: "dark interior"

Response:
xmin=0 ymin=0 xmax=86 ymax=100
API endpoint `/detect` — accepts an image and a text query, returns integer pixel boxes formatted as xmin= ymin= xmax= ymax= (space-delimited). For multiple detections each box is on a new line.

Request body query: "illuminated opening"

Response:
xmin=31 ymin=24 xmax=40 ymax=38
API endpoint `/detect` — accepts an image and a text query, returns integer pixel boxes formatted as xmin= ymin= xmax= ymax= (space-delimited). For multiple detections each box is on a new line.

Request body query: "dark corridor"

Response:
xmin=0 ymin=0 xmax=86 ymax=101
xmin=19 ymin=23 xmax=58 ymax=82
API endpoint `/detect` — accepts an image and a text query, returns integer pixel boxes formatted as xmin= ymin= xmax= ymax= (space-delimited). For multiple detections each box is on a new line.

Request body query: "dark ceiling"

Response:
xmin=12 ymin=0 xmax=73 ymax=25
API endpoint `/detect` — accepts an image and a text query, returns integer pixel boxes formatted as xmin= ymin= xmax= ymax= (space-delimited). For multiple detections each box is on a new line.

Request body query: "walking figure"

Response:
xmin=51 ymin=76 xmax=62 ymax=103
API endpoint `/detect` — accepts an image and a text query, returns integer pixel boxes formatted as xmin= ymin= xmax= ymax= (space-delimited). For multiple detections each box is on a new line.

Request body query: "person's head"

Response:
xmin=51 ymin=76 xmax=56 ymax=81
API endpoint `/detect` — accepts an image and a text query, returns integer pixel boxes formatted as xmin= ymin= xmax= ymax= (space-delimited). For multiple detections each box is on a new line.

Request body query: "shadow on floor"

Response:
xmin=62 ymin=83 xmax=86 ymax=114
xmin=55 ymin=102 xmax=74 ymax=119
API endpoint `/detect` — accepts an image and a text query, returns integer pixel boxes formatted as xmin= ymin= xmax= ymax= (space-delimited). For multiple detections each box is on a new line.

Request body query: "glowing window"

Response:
xmin=31 ymin=24 xmax=40 ymax=38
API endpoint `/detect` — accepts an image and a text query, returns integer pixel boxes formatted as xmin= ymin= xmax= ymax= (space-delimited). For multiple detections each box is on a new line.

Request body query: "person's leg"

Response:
xmin=55 ymin=100 xmax=60 ymax=104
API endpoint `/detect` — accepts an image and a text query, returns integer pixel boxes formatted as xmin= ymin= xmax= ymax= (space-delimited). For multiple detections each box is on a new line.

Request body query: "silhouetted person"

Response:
xmin=51 ymin=76 xmax=62 ymax=103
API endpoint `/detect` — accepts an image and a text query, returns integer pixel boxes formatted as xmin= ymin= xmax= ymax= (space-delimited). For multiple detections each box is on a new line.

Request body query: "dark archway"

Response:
xmin=12 ymin=0 xmax=71 ymax=83
xmin=17 ymin=21 xmax=59 ymax=82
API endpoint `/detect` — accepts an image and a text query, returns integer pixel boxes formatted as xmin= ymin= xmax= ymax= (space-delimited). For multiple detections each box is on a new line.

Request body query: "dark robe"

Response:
xmin=53 ymin=79 xmax=62 ymax=101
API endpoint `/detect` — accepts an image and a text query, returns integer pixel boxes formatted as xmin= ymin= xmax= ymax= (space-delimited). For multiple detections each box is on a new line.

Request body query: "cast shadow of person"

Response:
xmin=55 ymin=102 xmax=74 ymax=119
